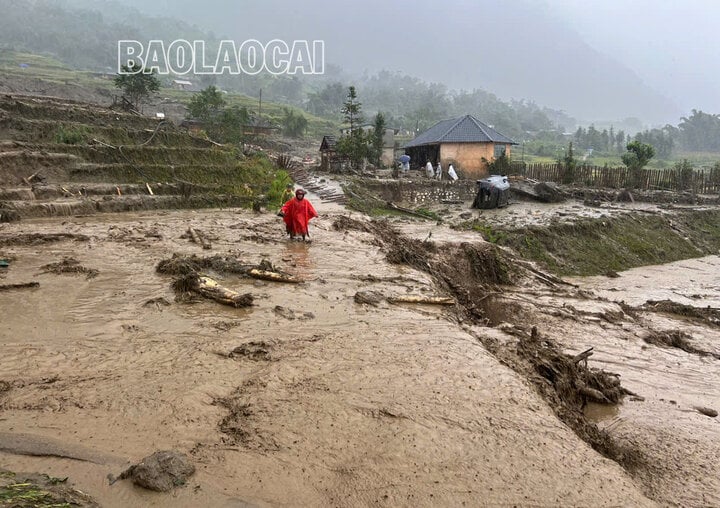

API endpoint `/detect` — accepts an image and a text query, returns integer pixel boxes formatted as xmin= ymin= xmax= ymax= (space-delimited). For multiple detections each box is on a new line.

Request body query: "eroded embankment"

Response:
xmin=464 ymin=208 xmax=720 ymax=276
xmin=332 ymin=216 xmax=645 ymax=470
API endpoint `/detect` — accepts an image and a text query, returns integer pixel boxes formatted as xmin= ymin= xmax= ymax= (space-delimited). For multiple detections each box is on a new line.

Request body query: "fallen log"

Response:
xmin=196 ymin=276 xmax=252 ymax=307
xmin=174 ymin=274 xmax=253 ymax=308
xmin=0 ymin=282 xmax=40 ymax=291
xmin=247 ymin=268 xmax=301 ymax=283
xmin=388 ymin=295 xmax=455 ymax=305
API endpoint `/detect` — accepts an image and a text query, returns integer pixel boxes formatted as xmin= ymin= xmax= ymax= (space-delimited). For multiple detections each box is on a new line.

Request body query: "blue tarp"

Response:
xmin=398 ymin=154 xmax=410 ymax=163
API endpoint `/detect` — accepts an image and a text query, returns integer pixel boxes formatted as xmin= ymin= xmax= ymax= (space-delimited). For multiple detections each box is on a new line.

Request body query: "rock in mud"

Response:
xmin=273 ymin=305 xmax=315 ymax=320
xmin=118 ymin=450 xmax=195 ymax=492
xmin=534 ymin=182 xmax=566 ymax=203
xmin=694 ymin=406 xmax=718 ymax=418
xmin=230 ymin=341 xmax=273 ymax=361
xmin=353 ymin=291 xmax=385 ymax=306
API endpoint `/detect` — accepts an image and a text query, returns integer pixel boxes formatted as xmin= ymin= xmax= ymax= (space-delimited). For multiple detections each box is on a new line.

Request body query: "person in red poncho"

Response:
xmin=279 ymin=188 xmax=317 ymax=241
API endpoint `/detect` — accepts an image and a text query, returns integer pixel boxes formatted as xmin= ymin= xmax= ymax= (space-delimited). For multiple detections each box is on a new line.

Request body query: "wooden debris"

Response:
xmin=145 ymin=183 xmax=154 ymax=195
xmin=116 ymin=186 xmax=122 ymax=196
xmin=187 ymin=227 xmax=212 ymax=250
xmin=573 ymin=347 xmax=594 ymax=365
xmin=181 ymin=274 xmax=253 ymax=308
xmin=387 ymin=295 xmax=455 ymax=305
xmin=22 ymin=172 xmax=39 ymax=185
xmin=0 ymin=282 xmax=40 ymax=291
xmin=247 ymin=268 xmax=301 ymax=283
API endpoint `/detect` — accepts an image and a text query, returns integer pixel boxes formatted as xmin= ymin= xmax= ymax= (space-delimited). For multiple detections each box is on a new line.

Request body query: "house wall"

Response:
xmin=381 ymin=147 xmax=395 ymax=167
xmin=440 ymin=143 xmax=512 ymax=179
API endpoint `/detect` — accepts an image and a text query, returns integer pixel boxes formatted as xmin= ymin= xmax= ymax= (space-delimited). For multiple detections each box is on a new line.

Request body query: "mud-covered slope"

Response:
xmin=466 ymin=208 xmax=720 ymax=276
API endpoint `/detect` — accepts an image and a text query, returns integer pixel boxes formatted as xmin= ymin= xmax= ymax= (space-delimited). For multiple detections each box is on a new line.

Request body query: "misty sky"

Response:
xmin=549 ymin=0 xmax=720 ymax=116
xmin=115 ymin=0 xmax=720 ymax=123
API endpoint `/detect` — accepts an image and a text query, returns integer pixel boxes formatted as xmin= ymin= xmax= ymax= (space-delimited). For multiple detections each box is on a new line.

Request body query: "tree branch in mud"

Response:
xmin=186 ymin=227 xmax=212 ymax=250
xmin=172 ymin=273 xmax=253 ymax=308
xmin=387 ymin=295 xmax=455 ymax=305
xmin=247 ymin=268 xmax=301 ymax=283
xmin=0 ymin=281 xmax=40 ymax=291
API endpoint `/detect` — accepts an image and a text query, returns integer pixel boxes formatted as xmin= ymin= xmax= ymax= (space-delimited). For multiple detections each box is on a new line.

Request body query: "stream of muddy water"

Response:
xmin=0 ymin=200 xmax=717 ymax=506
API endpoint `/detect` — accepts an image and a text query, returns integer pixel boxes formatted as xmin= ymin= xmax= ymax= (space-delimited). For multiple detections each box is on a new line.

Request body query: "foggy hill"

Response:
xmin=0 ymin=0 xmax=681 ymax=125
xmin=113 ymin=0 xmax=680 ymax=124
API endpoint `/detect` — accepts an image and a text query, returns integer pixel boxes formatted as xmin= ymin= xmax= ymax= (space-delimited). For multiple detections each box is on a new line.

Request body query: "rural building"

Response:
xmin=172 ymin=79 xmax=194 ymax=91
xmin=319 ymin=135 xmax=339 ymax=171
xmin=404 ymin=115 xmax=517 ymax=178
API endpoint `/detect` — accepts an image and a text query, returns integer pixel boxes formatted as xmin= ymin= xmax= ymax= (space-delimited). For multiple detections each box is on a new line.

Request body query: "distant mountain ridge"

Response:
xmin=114 ymin=0 xmax=680 ymax=124
xmin=0 ymin=0 xmax=680 ymax=125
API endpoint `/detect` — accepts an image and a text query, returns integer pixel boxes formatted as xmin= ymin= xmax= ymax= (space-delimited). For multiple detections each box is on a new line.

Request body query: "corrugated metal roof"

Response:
xmin=404 ymin=115 xmax=517 ymax=148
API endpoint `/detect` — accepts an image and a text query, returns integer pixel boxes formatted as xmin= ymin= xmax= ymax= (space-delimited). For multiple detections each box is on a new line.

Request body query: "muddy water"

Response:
xmin=0 ymin=204 xmax=663 ymax=507
xmin=527 ymin=258 xmax=720 ymax=507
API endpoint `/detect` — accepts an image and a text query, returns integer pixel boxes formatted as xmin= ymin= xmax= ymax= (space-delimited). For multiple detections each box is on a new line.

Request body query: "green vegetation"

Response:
xmin=114 ymin=64 xmax=161 ymax=109
xmin=471 ymin=224 xmax=507 ymax=244
xmin=370 ymin=112 xmax=386 ymax=167
xmin=281 ymin=108 xmax=308 ymax=138
xmin=187 ymin=86 xmax=226 ymax=120
xmin=0 ymin=471 xmax=74 ymax=508
xmin=267 ymin=170 xmax=293 ymax=207
xmin=484 ymin=152 xmax=511 ymax=174
xmin=337 ymin=86 xmax=371 ymax=167
xmin=54 ymin=125 xmax=90 ymax=144
xmin=455 ymin=211 xmax=720 ymax=276
xmin=622 ymin=141 xmax=655 ymax=188
xmin=560 ymin=142 xmax=578 ymax=184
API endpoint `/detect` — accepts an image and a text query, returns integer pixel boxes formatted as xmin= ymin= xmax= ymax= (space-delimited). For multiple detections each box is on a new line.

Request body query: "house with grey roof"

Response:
xmin=404 ymin=115 xmax=517 ymax=178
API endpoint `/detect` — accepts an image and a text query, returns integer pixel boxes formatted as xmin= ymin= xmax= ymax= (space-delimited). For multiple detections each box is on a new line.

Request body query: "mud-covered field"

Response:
xmin=1 ymin=200 xmax=718 ymax=507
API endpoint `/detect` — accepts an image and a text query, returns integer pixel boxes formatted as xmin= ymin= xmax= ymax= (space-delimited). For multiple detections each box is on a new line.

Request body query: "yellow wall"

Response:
xmin=440 ymin=143 xmax=512 ymax=179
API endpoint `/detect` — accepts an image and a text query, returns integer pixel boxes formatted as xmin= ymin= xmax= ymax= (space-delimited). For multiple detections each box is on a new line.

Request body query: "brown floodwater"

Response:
xmin=0 ymin=201 xmax=715 ymax=507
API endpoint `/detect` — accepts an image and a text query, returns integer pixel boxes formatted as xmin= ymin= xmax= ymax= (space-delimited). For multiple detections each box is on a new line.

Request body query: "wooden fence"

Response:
xmin=510 ymin=162 xmax=720 ymax=194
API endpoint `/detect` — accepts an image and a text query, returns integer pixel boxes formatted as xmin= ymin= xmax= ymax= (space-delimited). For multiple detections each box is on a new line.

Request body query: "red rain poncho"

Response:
xmin=281 ymin=196 xmax=317 ymax=236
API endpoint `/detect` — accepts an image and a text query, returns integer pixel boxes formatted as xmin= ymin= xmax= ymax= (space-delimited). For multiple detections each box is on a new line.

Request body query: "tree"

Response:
xmin=560 ymin=142 xmax=577 ymax=184
xmin=622 ymin=140 xmax=655 ymax=188
xmin=337 ymin=86 xmax=370 ymax=168
xmin=114 ymin=63 xmax=160 ymax=110
xmin=678 ymin=109 xmax=720 ymax=152
xmin=306 ymin=82 xmax=346 ymax=117
xmin=207 ymin=106 xmax=249 ymax=144
xmin=673 ymin=159 xmax=694 ymax=191
xmin=484 ymin=152 xmax=511 ymax=175
xmin=370 ymin=112 xmax=386 ymax=167
xmin=336 ymin=130 xmax=370 ymax=168
xmin=281 ymin=108 xmax=308 ymax=138
xmin=188 ymin=86 xmax=226 ymax=121
xmin=341 ymin=86 xmax=363 ymax=131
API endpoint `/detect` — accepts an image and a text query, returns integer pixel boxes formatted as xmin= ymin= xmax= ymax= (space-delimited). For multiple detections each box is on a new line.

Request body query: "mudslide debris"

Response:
xmin=116 ymin=450 xmax=195 ymax=492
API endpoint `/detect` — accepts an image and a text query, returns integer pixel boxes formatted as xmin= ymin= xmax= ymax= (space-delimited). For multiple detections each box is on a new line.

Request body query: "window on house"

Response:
xmin=494 ymin=144 xmax=506 ymax=158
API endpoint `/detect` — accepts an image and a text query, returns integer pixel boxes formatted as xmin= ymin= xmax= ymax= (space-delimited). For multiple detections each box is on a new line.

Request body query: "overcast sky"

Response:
xmin=548 ymin=0 xmax=720 ymax=115
xmin=115 ymin=0 xmax=720 ymax=122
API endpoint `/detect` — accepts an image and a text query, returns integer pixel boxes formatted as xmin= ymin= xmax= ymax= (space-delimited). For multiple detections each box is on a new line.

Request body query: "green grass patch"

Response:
xmin=455 ymin=211 xmax=720 ymax=276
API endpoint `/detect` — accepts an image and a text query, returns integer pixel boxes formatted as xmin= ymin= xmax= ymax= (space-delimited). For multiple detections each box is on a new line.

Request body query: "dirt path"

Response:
xmin=1 ymin=202 xmax=709 ymax=506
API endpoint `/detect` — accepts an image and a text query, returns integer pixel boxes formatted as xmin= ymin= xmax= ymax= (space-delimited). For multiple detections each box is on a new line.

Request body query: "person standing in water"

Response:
xmin=280 ymin=188 xmax=318 ymax=241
